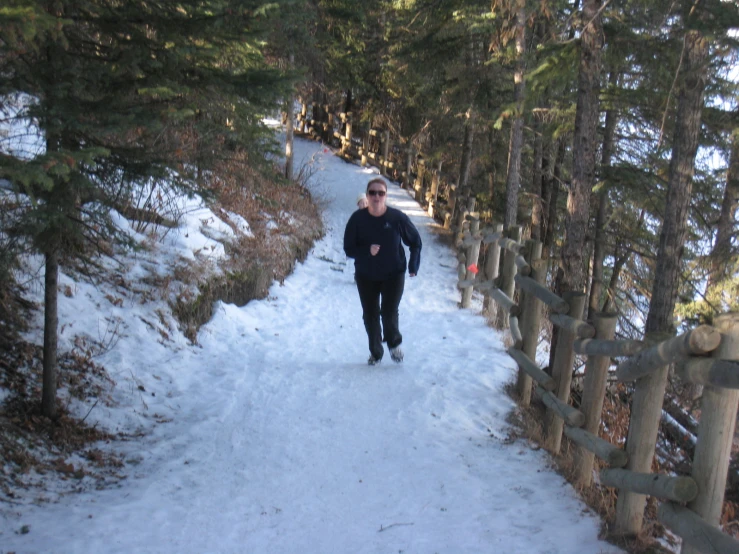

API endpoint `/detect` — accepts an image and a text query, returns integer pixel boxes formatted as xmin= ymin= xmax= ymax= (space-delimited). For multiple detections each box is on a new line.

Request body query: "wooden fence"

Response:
xmin=296 ymin=106 xmax=462 ymax=226
xmin=294 ymin=103 xmax=739 ymax=554
xmin=454 ymin=218 xmax=739 ymax=554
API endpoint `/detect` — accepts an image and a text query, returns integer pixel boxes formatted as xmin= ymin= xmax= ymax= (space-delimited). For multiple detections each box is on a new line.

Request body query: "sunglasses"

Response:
xmin=367 ymin=190 xmax=386 ymax=197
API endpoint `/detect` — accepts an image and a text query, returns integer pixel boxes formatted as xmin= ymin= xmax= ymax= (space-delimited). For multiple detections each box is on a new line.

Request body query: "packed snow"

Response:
xmin=0 ymin=136 xmax=623 ymax=553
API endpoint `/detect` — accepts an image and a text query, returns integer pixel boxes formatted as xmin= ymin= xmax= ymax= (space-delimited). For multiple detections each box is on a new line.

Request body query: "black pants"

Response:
xmin=355 ymin=272 xmax=405 ymax=360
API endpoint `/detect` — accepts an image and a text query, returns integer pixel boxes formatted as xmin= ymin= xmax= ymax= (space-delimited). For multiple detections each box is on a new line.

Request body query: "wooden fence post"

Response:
xmin=324 ymin=106 xmax=333 ymax=144
xmin=299 ymin=103 xmax=307 ymax=133
xmin=285 ymin=91 xmax=295 ymax=181
xmin=615 ymin=331 xmax=675 ymax=535
xmin=573 ymin=312 xmax=618 ymax=487
xmin=360 ymin=127 xmax=368 ymax=167
xmin=414 ymin=159 xmax=426 ymax=203
xmin=445 ymin=183 xmax=457 ymax=229
xmin=427 ymin=168 xmax=437 ymax=218
xmin=428 ymin=162 xmax=441 ymax=218
xmin=457 ymin=253 xmax=467 ymax=293
xmin=482 ymin=223 xmax=504 ymax=318
xmin=453 ymin=192 xmax=468 ymax=235
xmin=452 ymin=188 xmax=469 ymax=233
xmin=342 ymin=112 xmax=352 ymax=156
xmin=456 ymin=196 xmax=476 ymax=242
xmin=682 ymin=313 xmax=739 ymax=554
xmin=517 ymin=240 xmax=544 ymax=406
xmin=381 ymin=129 xmax=390 ymax=176
xmin=496 ymin=226 xmax=521 ymax=329
xmin=543 ymin=291 xmax=587 ymax=454
xmin=461 ymin=217 xmax=481 ymax=308
xmin=308 ymin=102 xmax=318 ymax=137
xmin=404 ymin=147 xmax=414 ymax=190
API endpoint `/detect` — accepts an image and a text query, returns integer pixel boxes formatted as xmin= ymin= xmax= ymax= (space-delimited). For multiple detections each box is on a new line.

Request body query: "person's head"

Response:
xmin=366 ymin=178 xmax=388 ymax=213
xmin=356 ymin=193 xmax=369 ymax=210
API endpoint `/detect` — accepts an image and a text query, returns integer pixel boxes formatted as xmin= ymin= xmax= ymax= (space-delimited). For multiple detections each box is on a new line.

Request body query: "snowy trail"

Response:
xmin=0 ymin=138 xmax=621 ymax=553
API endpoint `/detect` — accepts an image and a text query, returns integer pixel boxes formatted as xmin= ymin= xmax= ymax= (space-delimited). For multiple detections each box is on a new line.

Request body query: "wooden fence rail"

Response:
xmin=291 ymin=107 xmax=739 ymax=552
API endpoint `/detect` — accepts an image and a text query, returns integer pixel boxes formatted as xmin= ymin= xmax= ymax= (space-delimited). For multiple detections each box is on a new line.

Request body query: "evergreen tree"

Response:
xmin=0 ymin=0 xmax=289 ymax=417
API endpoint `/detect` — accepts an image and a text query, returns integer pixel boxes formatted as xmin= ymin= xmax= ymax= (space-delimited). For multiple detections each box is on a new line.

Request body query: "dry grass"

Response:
xmin=168 ymin=151 xmax=323 ymax=342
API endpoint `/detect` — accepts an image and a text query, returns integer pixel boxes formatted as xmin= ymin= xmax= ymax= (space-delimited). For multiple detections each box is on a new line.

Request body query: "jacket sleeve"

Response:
xmin=399 ymin=214 xmax=422 ymax=274
xmin=343 ymin=213 xmax=364 ymax=259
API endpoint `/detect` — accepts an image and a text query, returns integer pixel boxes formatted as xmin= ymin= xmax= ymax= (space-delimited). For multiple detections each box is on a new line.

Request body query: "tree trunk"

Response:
xmin=538 ymin=140 xmax=551 ymax=242
xmin=645 ymin=30 xmax=708 ymax=336
xmin=531 ymin=10 xmax=551 ymax=242
xmin=530 ymin=119 xmax=544 ymax=241
xmin=503 ymin=0 xmax=526 ymax=229
xmin=543 ymin=139 xmax=565 ymax=260
xmin=285 ymin=54 xmax=295 ymax=181
xmin=41 ymin=248 xmax=59 ymax=418
xmin=559 ymin=0 xmax=603 ymax=295
xmin=458 ymin=107 xmax=475 ymax=193
xmin=344 ymin=88 xmax=353 ymax=122
xmin=616 ymin=29 xmax=709 ymax=536
xmin=454 ymin=108 xmax=475 ymax=226
xmin=588 ymin=70 xmax=620 ymax=319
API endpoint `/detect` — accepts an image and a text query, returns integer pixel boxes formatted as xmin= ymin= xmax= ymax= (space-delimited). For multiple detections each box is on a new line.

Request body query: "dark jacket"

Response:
xmin=344 ymin=206 xmax=422 ymax=280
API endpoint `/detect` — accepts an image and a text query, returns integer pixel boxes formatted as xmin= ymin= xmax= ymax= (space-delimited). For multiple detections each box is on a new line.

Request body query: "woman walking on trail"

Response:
xmin=343 ymin=178 xmax=422 ymax=365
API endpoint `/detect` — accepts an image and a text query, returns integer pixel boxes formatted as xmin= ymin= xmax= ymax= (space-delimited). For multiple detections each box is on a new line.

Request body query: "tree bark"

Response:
xmin=503 ymin=0 xmax=526 ymax=229
xmin=559 ymin=0 xmax=603 ymax=295
xmin=41 ymin=248 xmax=59 ymax=418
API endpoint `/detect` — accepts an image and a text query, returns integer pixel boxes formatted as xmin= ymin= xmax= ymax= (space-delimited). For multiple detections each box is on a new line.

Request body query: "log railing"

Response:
xmin=454 ymin=224 xmax=739 ymax=554
xmin=291 ymin=105 xmax=739 ymax=554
